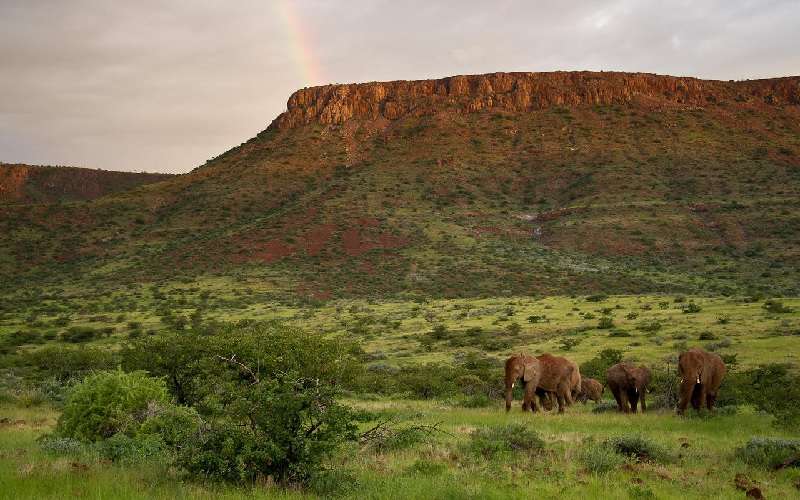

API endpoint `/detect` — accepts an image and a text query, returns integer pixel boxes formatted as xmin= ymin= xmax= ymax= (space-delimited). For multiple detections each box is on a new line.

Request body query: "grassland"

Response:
xmin=2 ymin=399 xmax=800 ymax=499
xmin=1 ymin=290 xmax=799 ymax=498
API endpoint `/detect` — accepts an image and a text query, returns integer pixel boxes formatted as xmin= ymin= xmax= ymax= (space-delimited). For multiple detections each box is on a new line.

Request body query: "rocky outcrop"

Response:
xmin=270 ymin=71 xmax=800 ymax=130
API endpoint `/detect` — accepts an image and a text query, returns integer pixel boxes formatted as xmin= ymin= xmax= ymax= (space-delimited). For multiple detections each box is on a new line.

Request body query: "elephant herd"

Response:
xmin=504 ymin=347 xmax=727 ymax=415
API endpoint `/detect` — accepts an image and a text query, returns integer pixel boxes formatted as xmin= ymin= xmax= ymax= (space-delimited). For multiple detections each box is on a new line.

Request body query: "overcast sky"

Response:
xmin=1 ymin=0 xmax=798 ymax=173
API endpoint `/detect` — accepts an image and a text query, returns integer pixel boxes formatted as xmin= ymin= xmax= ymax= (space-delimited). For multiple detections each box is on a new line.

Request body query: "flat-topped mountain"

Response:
xmin=1 ymin=72 xmax=799 ymax=299
xmin=272 ymin=71 xmax=800 ymax=129
xmin=0 ymin=163 xmax=173 ymax=205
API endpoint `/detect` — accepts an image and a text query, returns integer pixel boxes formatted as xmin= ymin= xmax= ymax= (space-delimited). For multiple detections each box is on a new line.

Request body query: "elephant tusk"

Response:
xmin=511 ymin=382 xmax=515 ymax=389
xmin=696 ymin=376 xmax=701 ymax=384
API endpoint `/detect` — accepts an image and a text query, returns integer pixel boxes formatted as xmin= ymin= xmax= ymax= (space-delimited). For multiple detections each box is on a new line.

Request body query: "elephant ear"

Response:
xmin=522 ymin=359 xmax=537 ymax=382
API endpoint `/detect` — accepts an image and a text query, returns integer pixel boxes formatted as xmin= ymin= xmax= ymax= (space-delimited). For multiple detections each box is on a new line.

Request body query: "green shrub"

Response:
xmin=97 ymin=433 xmax=164 ymax=464
xmin=459 ymin=394 xmax=492 ymax=408
xmin=592 ymin=401 xmax=618 ymax=413
xmin=598 ymin=317 xmax=614 ymax=329
xmin=580 ymin=349 xmax=624 ymax=380
xmin=735 ymin=437 xmax=800 ymax=468
xmin=586 ymin=294 xmax=608 ymax=302
xmin=608 ymin=330 xmax=631 ymax=338
xmin=56 ymin=370 xmax=168 ymax=442
xmin=637 ymin=320 xmax=663 ymax=333
xmin=465 ymin=424 xmax=544 ymax=460
xmin=38 ymin=436 xmax=85 ymax=456
xmin=581 ymin=443 xmax=625 ymax=473
xmin=61 ymin=326 xmax=100 ymax=343
xmin=698 ymin=331 xmax=717 ymax=341
xmin=21 ymin=346 xmax=115 ymax=382
xmin=625 ymin=312 xmax=639 ymax=320
xmin=762 ymin=300 xmax=793 ymax=314
xmin=605 ymin=435 xmax=672 ymax=464
xmin=682 ymin=303 xmax=702 ymax=314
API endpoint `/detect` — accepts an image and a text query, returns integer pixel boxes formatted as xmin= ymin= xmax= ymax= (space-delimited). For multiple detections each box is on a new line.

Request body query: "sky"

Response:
xmin=1 ymin=0 xmax=798 ymax=174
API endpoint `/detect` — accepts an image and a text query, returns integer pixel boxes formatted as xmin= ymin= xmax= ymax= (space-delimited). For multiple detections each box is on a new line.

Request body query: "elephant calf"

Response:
xmin=577 ymin=377 xmax=604 ymax=403
xmin=677 ymin=347 xmax=726 ymax=414
xmin=606 ymin=363 xmax=651 ymax=413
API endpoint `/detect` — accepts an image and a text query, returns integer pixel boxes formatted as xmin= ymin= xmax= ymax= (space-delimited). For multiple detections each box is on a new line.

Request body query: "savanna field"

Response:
xmin=1 ymin=72 xmax=800 ymax=499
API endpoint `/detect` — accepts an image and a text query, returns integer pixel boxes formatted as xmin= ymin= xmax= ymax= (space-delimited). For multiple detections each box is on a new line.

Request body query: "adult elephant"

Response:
xmin=577 ymin=377 xmax=604 ymax=403
xmin=534 ymin=354 xmax=576 ymax=413
xmin=677 ymin=348 xmax=726 ymax=414
xmin=606 ymin=363 xmax=651 ymax=413
xmin=535 ymin=357 xmax=582 ymax=410
xmin=504 ymin=354 xmax=541 ymax=412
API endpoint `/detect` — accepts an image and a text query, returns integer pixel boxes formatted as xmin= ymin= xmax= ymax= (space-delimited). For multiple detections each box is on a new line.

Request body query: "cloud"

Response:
xmin=1 ymin=0 xmax=798 ymax=173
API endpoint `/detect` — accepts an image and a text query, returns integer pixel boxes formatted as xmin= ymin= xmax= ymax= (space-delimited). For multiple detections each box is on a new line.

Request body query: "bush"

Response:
xmin=55 ymin=370 xmax=168 ymax=441
xmin=60 ymin=327 xmax=100 ymax=343
xmin=465 ymin=424 xmax=544 ymax=460
xmin=608 ymin=330 xmax=631 ymax=338
xmin=97 ymin=433 xmax=164 ymax=464
xmin=171 ymin=321 xmax=361 ymax=484
xmin=735 ymin=437 xmax=800 ymax=468
xmin=459 ymin=394 xmax=492 ymax=408
xmin=580 ymin=349 xmax=624 ymax=380
xmin=682 ymin=303 xmax=702 ymax=314
xmin=592 ymin=401 xmax=618 ymax=413
xmin=598 ymin=317 xmax=614 ymax=329
xmin=605 ymin=435 xmax=672 ymax=464
xmin=762 ymin=300 xmax=793 ymax=314
xmin=21 ymin=346 xmax=115 ymax=382
xmin=38 ymin=436 xmax=84 ymax=456
xmin=698 ymin=331 xmax=717 ymax=341
xmin=637 ymin=320 xmax=663 ymax=333
xmin=581 ymin=443 xmax=625 ymax=473
xmin=625 ymin=312 xmax=639 ymax=320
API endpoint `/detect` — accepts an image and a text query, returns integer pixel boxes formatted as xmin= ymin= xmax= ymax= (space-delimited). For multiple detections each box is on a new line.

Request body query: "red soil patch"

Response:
xmin=302 ymin=223 xmax=336 ymax=256
xmin=253 ymin=240 xmax=295 ymax=263
xmin=342 ymin=225 xmax=408 ymax=257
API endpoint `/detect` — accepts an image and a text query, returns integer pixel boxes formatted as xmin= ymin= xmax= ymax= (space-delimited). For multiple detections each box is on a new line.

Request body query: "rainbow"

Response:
xmin=274 ymin=0 xmax=324 ymax=87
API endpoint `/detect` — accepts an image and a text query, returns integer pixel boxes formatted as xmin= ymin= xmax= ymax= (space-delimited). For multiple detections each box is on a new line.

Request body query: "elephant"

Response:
xmin=533 ymin=353 xmax=576 ymax=413
xmin=577 ymin=377 xmax=604 ymax=403
xmin=504 ymin=354 xmax=542 ymax=412
xmin=677 ymin=347 xmax=726 ymax=414
xmin=567 ymin=359 xmax=582 ymax=402
xmin=534 ymin=357 xmax=581 ymax=411
xmin=606 ymin=363 xmax=651 ymax=413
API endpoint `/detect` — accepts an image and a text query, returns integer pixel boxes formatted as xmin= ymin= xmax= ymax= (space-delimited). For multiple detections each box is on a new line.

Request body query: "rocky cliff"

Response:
xmin=271 ymin=71 xmax=800 ymax=129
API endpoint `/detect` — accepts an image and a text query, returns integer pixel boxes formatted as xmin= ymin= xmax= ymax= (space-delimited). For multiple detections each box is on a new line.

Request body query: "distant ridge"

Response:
xmin=0 ymin=163 xmax=173 ymax=204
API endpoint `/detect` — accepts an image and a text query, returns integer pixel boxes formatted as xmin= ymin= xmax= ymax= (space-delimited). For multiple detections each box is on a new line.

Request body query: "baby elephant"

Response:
xmin=606 ymin=363 xmax=651 ymax=413
xmin=577 ymin=377 xmax=604 ymax=403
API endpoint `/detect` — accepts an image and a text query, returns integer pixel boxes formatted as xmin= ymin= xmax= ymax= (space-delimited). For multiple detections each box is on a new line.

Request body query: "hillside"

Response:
xmin=1 ymin=71 xmax=799 ymax=299
xmin=0 ymin=163 xmax=173 ymax=205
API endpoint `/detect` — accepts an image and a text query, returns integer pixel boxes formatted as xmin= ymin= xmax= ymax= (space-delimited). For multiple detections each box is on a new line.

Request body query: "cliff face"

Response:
xmin=271 ymin=71 xmax=800 ymax=129
xmin=0 ymin=163 xmax=173 ymax=204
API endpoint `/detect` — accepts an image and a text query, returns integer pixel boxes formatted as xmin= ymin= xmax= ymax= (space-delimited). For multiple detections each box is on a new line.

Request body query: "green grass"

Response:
xmin=2 ymin=400 xmax=799 ymax=499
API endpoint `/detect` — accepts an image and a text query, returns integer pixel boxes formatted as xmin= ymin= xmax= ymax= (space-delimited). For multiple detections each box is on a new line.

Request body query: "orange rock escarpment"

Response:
xmin=270 ymin=71 xmax=800 ymax=130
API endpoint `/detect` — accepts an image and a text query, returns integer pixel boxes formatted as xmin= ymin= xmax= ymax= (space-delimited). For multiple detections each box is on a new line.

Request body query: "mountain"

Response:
xmin=0 ymin=163 xmax=172 ymax=205
xmin=1 ymin=72 xmax=799 ymax=299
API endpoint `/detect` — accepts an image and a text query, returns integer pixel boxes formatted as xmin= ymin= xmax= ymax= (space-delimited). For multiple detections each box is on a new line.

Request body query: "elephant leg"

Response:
xmin=505 ymin=381 xmax=514 ymax=412
xmin=677 ymin=382 xmax=693 ymax=415
xmin=640 ymin=390 xmax=647 ymax=413
xmin=628 ymin=389 xmax=640 ymax=414
xmin=556 ymin=390 xmax=567 ymax=414
xmin=611 ymin=386 xmax=623 ymax=412
xmin=697 ymin=384 xmax=708 ymax=412
xmin=522 ymin=381 xmax=535 ymax=412
xmin=619 ymin=390 xmax=630 ymax=413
